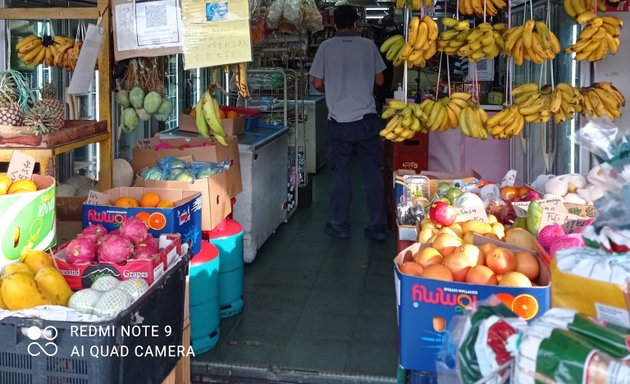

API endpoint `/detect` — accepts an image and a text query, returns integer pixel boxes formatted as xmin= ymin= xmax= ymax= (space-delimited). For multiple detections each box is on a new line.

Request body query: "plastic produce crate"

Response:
xmin=0 ymin=253 xmax=191 ymax=384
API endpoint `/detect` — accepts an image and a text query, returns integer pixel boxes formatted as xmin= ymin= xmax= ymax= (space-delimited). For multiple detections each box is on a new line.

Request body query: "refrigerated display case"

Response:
xmin=234 ymin=125 xmax=290 ymax=263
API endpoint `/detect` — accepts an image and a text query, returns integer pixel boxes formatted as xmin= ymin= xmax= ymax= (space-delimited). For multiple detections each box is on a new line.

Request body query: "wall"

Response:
xmin=590 ymin=11 xmax=630 ymax=134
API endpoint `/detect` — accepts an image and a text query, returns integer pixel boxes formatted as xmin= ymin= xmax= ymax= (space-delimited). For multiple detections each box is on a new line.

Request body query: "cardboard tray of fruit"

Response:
xmin=0 ymin=120 xmax=106 ymax=148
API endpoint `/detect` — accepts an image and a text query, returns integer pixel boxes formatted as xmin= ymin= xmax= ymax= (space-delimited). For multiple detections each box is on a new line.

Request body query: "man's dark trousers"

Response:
xmin=327 ymin=113 xmax=387 ymax=233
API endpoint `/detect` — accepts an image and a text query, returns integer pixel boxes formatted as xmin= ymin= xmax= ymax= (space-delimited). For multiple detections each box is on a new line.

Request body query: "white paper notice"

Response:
xmin=114 ymin=0 xmax=183 ymax=53
xmin=67 ymin=24 xmax=104 ymax=95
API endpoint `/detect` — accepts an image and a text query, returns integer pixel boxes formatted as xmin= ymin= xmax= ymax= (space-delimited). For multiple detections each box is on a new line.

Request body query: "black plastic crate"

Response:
xmin=0 ymin=253 xmax=191 ymax=384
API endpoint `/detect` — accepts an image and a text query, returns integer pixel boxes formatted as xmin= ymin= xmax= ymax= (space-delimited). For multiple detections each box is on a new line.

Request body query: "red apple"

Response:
xmin=429 ymin=201 xmax=457 ymax=227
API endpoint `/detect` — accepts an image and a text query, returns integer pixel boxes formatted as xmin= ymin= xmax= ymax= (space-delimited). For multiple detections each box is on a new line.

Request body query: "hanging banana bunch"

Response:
xmin=486 ymin=106 xmax=525 ymax=139
xmin=566 ymin=14 xmax=622 ymax=62
xmin=233 ymin=63 xmax=250 ymax=98
xmin=195 ymin=89 xmax=228 ymax=146
xmin=503 ymin=20 xmax=561 ymax=65
xmin=16 ymin=34 xmax=80 ymax=69
xmin=393 ymin=0 xmax=433 ymax=11
xmin=579 ymin=82 xmax=625 ymax=120
xmin=397 ymin=16 xmax=439 ymax=69
xmin=458 ymin=0 xmax=506 ymax=17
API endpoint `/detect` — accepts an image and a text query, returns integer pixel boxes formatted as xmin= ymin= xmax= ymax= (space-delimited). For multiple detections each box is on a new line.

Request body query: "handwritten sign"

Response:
xmin=85 ymin=190 xmax=110 ymax=206
xmin=458 ymin=205 xmax=489 ymax=222
xmin=7 ymin=152 xmax=35 ymax=182
xmin=180 ymin=0 xmax=251 ymax=69
xmin=512 ymin=198 xmax=569 ymax=228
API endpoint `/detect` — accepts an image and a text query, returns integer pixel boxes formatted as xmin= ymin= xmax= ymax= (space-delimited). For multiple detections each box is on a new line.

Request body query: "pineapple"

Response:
xmin=38 ymin=83 xmax=64 ymax=131
xmin=0 ymin=74 xmax=24 ymax=126
xmin=24 ymin=104 xmax=56 ymax=136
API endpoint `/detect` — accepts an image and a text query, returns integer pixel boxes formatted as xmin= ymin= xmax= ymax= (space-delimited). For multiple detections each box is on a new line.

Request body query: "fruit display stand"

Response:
xmin=0 ymin=120 xmax=109 ymax=176
xmin=0 ymin=3 xmax=113 ymax=190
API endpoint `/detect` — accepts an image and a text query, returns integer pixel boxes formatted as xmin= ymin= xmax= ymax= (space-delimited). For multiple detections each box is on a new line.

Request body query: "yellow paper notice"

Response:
xmin=181 ymin=0 xmax=252 ymax=69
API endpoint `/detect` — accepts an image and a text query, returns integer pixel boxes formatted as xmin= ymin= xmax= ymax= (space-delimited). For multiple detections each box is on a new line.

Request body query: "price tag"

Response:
xmin=562 ymin=213 xmax=591 ymax=234
xmin=512 ymin=202 xmax=529 ymax=217
xmin=511 ymin=198 xmax=568 ymax=227
xmin=7 ymin=152 xmax=35 ymax=182
xmin=85 ymin=190 xmax=110 ymax=205
xmin=458 ymin=204 xmax=489 ymax=222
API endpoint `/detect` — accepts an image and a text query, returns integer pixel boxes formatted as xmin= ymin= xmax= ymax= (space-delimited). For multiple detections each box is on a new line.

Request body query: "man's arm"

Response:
xmin=312 ymin=77 xmax=325 ymax=92
xmin=374 ymin=72 xmax=384 ymax=87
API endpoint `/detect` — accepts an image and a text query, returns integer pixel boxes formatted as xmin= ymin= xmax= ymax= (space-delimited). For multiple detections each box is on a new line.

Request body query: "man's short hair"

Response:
xmin=334 ymin=5 xmax=359 ymax=29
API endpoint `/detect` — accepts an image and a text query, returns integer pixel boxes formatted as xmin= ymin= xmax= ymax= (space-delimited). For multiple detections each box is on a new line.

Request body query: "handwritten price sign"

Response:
xmin=7 ymin=152 xmax=35 ymax=182
xmin=458 ymin=204 xmax=489 ymax=222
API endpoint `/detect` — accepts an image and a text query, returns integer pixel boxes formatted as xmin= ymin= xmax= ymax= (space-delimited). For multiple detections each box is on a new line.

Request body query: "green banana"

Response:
xmin=201 ymin=91 xmax=228 ymax=144
xmin=195 ymin=100 xmax=210 ymax=138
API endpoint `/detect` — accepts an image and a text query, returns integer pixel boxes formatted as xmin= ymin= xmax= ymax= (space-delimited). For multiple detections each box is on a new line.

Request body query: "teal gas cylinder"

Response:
xmin=189 ymin=240 xmax=220 ymax=354
xmin=208 ymin=218 xmax=244 ymax=318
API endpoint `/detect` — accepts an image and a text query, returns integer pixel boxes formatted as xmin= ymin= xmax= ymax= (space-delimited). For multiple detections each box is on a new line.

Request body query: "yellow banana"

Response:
xmin=16 ymin=35 xmax=41 ymax=51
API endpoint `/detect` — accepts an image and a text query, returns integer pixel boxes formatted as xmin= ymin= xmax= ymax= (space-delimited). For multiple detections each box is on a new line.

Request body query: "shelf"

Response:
xmin=0 ymin=7 xmax=100 ymax=20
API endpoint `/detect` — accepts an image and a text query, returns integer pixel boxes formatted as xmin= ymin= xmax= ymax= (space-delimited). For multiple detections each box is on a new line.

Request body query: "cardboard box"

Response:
xmin=420 ymin=169 xmax=482 ymax=197
xmin=136 ymin=172 xmax=230 ymax=231
xmin=0 ymin=174 xmax=56 ymax=270
xmin=394 ymin=237 xmax=550 ymax=372
xmin=56 ymin=196 xmax=87 ymax=221
xmin=133 ymin=135 xmax=242 ymax=200
xmin=82 ymin=187 xmax=202 ymax=254
xmin=179 ymin=112 xmax=245 ymax=137
xmin=54 ymin=233 xmax=182 ymax=290
xmin=397 ymin=221 xmax=418 ymax=242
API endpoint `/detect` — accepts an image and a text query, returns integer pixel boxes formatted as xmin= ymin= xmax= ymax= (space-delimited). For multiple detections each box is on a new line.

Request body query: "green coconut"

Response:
xmin=129 ymin=87 xmax=145 ymax=109
xmin=122 ymin=107 xmax=139 ymax=133
xmin=143 ymin=91 xmax=163 ymax=114
xmin=115 ymin=90 xmax=131 ymax=108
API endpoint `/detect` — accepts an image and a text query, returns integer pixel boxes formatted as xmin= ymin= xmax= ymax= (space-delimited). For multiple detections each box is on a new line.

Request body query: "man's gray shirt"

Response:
xmin=309 ymin=32 xmax=387 ymax=123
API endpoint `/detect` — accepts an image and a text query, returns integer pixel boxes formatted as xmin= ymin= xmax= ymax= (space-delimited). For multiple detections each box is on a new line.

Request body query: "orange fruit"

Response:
xmin=156 ymin=200 xmax=175 ymax=208
xmin=148 ymin=212 xmax=167 ymax=230
xmin=219 ymin=109 xmax=226 ymax=119
xmin=511 ymin=294 xmax=539 ymax=320
xmin=140 ymin=192 xmax=161 ymax=208
xmin=113 ymin=197 xmax=139 ymax=208
xmin=433 ymin=316 xmax=446 ymax=332
xmin=226 ymin=110 xmax=239 ymax=118
xmin=135 ymin=211 xmax=151 ymax=224
xmin=0 ymin=174 xmax=12 ymax=195
xmin=499 ymin=271 xmax=532 ymax=288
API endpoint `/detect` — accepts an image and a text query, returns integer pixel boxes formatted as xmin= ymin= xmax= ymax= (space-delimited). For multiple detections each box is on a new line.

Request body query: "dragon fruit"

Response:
xmin=119 ymin=217 xmax=148 ymax=245
xmin=133 ymin=242 xmax=160 ymax=261
xmin=550 ymin=234 xmax=585 ymax=258
xmin=66 ymin=237 xmax=97 ymax=263
xmin=139 ymin=235 xmax=158 ymax=249
xmin=82 ymin=224 xmax=108 ymax=238
xmin=97 ymin=234 xmax=134 ymax=264
xmin=538 ymin=224 xmax=566 ymax=251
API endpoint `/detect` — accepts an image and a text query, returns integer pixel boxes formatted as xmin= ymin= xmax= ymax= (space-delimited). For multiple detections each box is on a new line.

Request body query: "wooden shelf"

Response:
xmin=0 ymin=1 xmax=113 ymax=190
xmin=0 ymin=7 xmax=100 ymax=20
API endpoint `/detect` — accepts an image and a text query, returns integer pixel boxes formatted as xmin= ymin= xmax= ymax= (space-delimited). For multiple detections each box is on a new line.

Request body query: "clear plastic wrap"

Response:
xmin=575 ymin=120 xmax=630 ymax=252
xmin=397 ymin=175 xmax=429 ymax=225
xmin=265 ymin=0 xmax=285 ymax=30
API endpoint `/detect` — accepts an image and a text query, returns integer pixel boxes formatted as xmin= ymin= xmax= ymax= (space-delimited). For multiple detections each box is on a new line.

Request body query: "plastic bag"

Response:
xmin=575 ymin=120 xmax=630 ymax=251
xmin=266 ymin=0 xmax=285 ymax=29
xmin=300 ymin=0 xmax=324 ymax=33
xmin=139 ymin=166 xmax=166 ymax=181
xmin=514 ymin=308 xmax=630 ymax=384
xmin=436 ymin=300 xmax=525 ymax=384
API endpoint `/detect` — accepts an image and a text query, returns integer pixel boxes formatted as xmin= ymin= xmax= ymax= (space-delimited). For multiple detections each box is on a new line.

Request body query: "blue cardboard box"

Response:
xmin=82 ymin=187 xmax=202 ymax=254
xmin=394 ymin=238 xmax=550 ymax=372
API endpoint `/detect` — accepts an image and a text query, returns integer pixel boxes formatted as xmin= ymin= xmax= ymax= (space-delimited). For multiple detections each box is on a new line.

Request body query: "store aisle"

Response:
xmin=192 ymin=165 xmax=399 ymax=383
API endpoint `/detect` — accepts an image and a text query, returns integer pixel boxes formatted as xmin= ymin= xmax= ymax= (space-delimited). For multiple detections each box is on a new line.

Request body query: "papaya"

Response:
xmin=504 ymin=227 xmax=537 ymax=250
xmin=1 ymin=273 xmax=46 ymax=310
xmin=35 ymin=268 xmax=72 ymax=307
xmin=1 ymin=262 xmax=34 ymax=279
xmin=21 ymin=250 xmax=54 ymax=274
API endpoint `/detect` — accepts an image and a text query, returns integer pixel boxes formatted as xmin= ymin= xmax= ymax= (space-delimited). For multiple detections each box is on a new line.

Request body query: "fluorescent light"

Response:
xmin=365 ymin=7 xmax=389 ymax=10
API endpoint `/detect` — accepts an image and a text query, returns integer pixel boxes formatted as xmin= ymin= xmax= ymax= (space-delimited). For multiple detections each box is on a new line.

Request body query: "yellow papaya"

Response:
xmin=35 ymin=267 xmax=72 ymax=306
xmin=1 ymin=262 xmax=34 ymax=279
xmin=21 ymin=250 xmax=54 ymax=274
xmin=1 ymin=273 xmax=46 ymax=310
xmin=0 ymin=279 xmax=6 ymax=309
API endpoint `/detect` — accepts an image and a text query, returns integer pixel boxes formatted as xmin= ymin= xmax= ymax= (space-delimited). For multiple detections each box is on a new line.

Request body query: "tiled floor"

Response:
xmin=192 ymin=165 xmax=399 ymax=381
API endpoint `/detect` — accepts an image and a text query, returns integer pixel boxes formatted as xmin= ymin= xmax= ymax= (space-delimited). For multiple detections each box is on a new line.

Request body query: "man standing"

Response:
xmin=309 ymin=5 xmax=388 ymax=241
